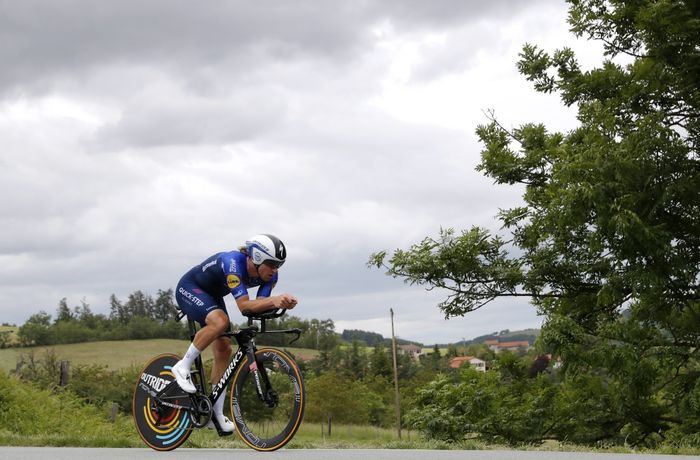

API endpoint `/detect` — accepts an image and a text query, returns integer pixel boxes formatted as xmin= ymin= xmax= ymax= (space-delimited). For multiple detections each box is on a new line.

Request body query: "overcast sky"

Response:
xmin=0 ymin=0 xmax=605 ymax=344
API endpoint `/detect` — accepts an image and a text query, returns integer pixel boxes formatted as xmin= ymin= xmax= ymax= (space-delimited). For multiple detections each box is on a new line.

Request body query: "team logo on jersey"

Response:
xmin=227 ymin=274 xmax=241 ymax=289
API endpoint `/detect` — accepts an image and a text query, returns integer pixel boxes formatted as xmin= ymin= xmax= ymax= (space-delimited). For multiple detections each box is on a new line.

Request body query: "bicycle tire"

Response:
xmin=132 ymin=353 xmax=193 ymax=451
xmin=230 ymin=347 xmax=305 ymax=451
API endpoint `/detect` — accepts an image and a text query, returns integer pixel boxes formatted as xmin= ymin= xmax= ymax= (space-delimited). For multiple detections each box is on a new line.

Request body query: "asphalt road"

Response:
xmin=1 ymin=448 xmax=697 ymax=460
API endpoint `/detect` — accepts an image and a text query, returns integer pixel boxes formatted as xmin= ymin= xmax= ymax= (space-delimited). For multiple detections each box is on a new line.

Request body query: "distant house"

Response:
xmin=486 ymin=340 xmax=531 ymax=353
xmin=398 ymin=344 xmax=423 ymax=360
xmin=449 ymin=356 xmax=487 ymax=372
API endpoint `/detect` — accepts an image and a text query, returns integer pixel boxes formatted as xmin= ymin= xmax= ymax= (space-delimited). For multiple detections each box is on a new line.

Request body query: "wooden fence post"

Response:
xmin=59 ymin=360 xmax=70 ymax=386
xmin=111 ymin=403 xmax=119 ymax=423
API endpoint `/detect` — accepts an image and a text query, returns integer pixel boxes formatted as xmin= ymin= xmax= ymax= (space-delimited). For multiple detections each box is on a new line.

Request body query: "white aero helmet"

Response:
xmin=245 ymin=234 xmax=287 ymax=268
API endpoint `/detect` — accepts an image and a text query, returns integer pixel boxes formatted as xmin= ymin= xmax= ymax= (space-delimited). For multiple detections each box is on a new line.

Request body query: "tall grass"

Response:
xmin=1 ymin=370 xmax=698 ymax=455
xmin=0 ymin=370 xmax=138 ymax=447
xmin=0 ymin=367 xmax=453 ymax=449
xmin=2 ymin=349 xmax=698 ymax=454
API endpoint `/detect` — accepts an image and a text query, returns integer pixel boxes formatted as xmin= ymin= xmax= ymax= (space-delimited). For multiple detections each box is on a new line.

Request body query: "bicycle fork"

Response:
xmin=245 ymin=346 xmax=278 ymax=408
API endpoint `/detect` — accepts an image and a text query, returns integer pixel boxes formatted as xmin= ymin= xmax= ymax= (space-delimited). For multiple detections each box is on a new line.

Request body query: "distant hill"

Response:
xmin=340 ymin=329 xmax=424 ymax=347
xmin=341 ymin=329 xmax=385 ymax=346
xmin=340 ymin=327 xmax=540 ymax=348
xmin=449 ymin=328 xmax=540 ymax=347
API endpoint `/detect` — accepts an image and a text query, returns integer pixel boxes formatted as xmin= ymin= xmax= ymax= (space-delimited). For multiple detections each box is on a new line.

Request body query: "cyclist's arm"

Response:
xmin=234 ymin=294 xmax=297 ymax=313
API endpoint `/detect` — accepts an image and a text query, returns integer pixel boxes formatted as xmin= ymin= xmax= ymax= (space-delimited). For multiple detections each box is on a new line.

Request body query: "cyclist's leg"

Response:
xmin=210 ymin=335 xmax=232 ymax=390
xmin=173 ymin=279 xmax=225 ymax=393
xmin=205 ymin=303 xmax=231 ymax=383
xmin=188 ymin=304 xmax=234 ymax=433
xmin=189 ymin=309 xmax=228 ymax=352
xmin=206 ymin=302 xmax=236 ymax=432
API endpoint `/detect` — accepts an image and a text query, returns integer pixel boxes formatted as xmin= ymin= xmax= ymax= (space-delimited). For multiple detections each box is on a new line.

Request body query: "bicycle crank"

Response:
xmin=188 ymin=394 xmax=212 ymax=428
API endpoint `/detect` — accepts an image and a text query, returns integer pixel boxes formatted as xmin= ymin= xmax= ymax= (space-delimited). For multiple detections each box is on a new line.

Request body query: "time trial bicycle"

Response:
xmin=132 ymin=308 xmax=305 ymax=451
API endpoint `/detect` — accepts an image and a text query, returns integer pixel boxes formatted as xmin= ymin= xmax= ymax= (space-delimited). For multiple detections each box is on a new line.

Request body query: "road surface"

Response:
xmin=1 ymin=448 xmax=697 ymax=460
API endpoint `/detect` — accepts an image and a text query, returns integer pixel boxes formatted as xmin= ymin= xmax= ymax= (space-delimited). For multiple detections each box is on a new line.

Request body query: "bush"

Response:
xmin=405 ymin=362 xmax=558 ymax=445
xmin=69 ymin=364 xmax=141 ymax=413
xmin=305 ymin=372 xmax=386 ymax=425
xmin=0 ymin=369 xmax=134 ymax=445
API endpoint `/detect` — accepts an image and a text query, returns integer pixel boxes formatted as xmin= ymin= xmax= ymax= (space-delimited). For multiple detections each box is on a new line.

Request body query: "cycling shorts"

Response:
xmin=176 ymin=276 xmax=228 ymax=328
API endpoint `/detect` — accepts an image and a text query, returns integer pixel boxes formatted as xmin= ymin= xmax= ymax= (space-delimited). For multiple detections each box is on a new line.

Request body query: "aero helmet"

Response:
xmin=245 ymin=234 xmax=286 ymax=267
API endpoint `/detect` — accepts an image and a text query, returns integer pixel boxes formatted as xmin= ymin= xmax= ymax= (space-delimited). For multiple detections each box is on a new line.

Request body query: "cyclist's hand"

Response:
xmin=274 ymin=294 xmax=298 ymax=309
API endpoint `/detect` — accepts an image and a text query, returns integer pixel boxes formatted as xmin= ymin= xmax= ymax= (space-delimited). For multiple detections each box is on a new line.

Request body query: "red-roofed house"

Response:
xmin=449 ymin=356 xmax=487 ymax=372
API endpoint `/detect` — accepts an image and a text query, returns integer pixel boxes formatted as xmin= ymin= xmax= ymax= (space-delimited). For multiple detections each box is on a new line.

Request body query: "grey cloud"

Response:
xmin=367 ymin=0 xmax=547 ymax=29
xmin=94 ymin=88 xmax=288 ymax=149
xmin=0 ymin=0 xmax=556 ymax=96
xmin=0 ymin=1 xmax=361 ymax=95
xmin=0 ymin=0 xmax=568 ymax=341
xmin=265 ymin=107 xmax=519 ymax=216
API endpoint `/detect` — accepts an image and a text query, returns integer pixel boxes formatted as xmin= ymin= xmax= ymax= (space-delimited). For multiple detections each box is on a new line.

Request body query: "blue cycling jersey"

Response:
xmin=183 ymin=250 xmax=277 ymax=299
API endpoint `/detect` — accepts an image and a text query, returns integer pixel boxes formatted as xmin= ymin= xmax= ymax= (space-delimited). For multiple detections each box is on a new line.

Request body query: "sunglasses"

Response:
xmin=262 ymin=260 xmax=284 ymax=269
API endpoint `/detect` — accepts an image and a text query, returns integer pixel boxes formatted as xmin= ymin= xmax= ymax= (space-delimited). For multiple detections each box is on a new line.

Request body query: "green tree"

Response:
xmin=305 ymin=372 xmax=381 ymax=425
xmin=370 ymin=0 xmax=699 ymax=446
xmin=124 ymin=290 xmax=155 ymax=318
xmin=109 ymin=293 xmax=127 ymax=324
xmin=445 ymin=343 xmax=459 ymax=358
xmin=344 ymin=341 xmax=367 ymax=379
xmin=153 ymin=289 xmax=177 ymax=323
xmin=369 ymin=344 xmax=393 ymax=379
xmin=55 ymin=298 xmax=74 ymax=323
xmin=311 ymin=318 xmax=339 ymax=351
xmin=17 ymin=312 xmax=54 ymax=346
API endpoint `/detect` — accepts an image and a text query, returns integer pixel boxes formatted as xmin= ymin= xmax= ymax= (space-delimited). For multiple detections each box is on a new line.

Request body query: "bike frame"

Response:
xmin=155 ymin=309 xmax=300 ymax=417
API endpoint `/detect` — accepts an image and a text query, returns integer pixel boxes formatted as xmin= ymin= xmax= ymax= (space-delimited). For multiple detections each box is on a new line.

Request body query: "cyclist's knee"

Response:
xmin=205 ymin=311 xmax=230 ymax=334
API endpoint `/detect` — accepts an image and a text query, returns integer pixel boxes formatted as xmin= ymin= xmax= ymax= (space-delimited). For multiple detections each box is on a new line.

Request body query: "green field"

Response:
xmin=0 ymin=339 xmax=319 ymax=373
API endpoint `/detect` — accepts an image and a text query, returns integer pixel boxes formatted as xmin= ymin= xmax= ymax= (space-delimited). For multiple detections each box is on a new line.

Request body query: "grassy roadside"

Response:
xmin=1 ymin=368 xmax=697 ymax=455
xmin=3 ymin=417 xmax=699 ymax=455
xmin=1 ymin=349 xmax=698 ymax=455
xmin=0 ymin=369 xmax=464 ymax=450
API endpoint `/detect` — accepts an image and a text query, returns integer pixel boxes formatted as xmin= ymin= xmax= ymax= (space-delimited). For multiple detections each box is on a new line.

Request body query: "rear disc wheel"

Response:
xmin=132 ymin=354 xmax=193 ymax=451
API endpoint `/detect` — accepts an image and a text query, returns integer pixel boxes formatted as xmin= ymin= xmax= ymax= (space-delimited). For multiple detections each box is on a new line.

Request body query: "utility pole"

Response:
xmin=390 ymin=308 xmax=402 ymax=439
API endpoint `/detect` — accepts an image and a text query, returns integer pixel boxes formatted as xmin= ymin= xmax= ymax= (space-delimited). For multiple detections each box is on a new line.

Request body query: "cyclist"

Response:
xmin=171 ymin=234 xmax=298 ymax=433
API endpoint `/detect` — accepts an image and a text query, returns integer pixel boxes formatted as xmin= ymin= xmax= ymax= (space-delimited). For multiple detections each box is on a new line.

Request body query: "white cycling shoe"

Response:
xmin=171 ymin=361 xmax=196 ymax=394
xmin=207 ymin=413 xmax=236 ymax=433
